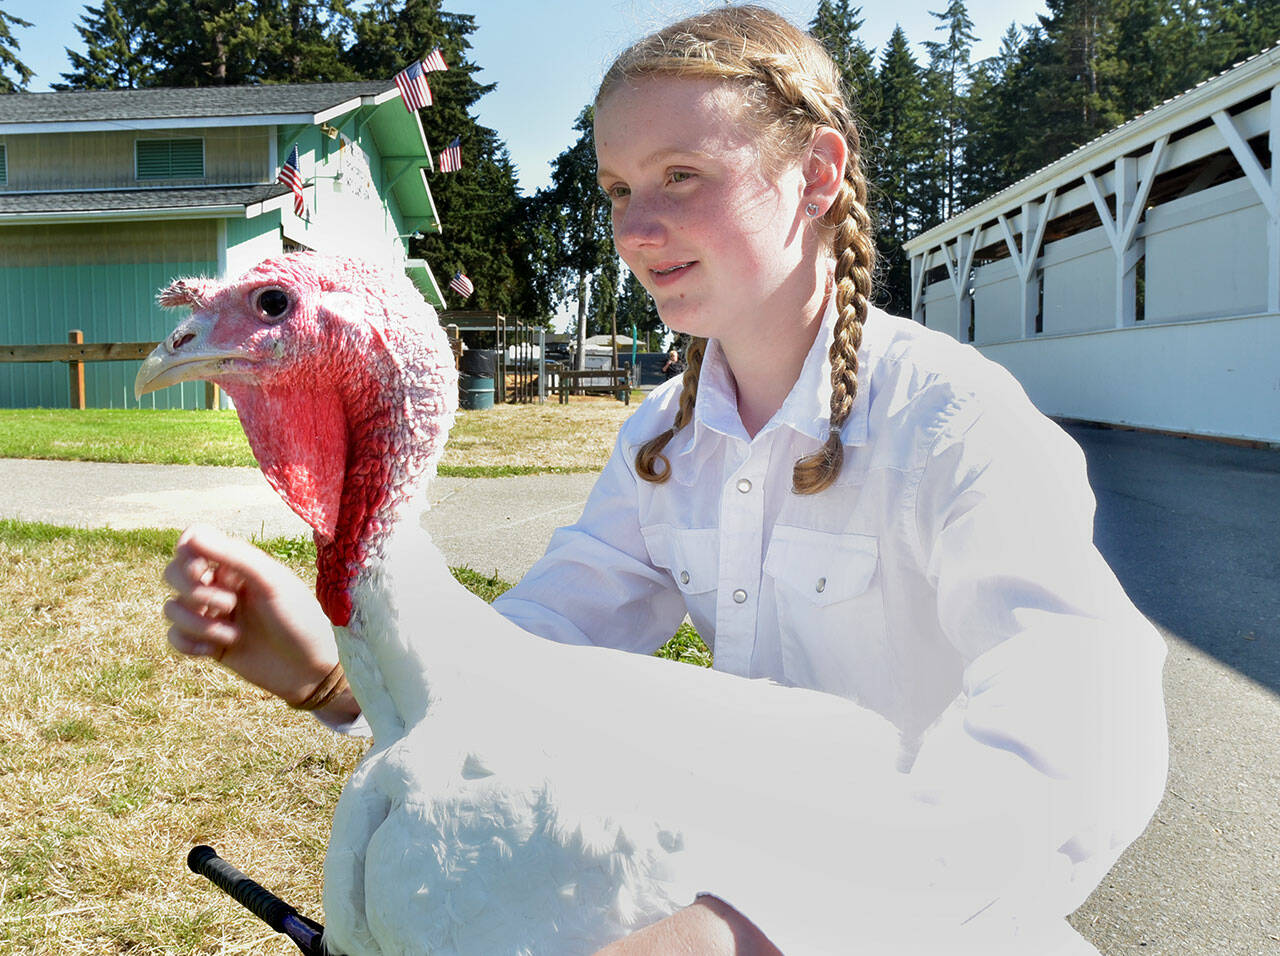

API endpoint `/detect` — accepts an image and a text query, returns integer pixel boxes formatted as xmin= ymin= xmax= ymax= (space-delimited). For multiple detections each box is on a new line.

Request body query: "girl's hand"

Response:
xmin=593 ymin=897 xmax=781 ymax=955
xmin=162 ymin=524 xmax=360 ymax=724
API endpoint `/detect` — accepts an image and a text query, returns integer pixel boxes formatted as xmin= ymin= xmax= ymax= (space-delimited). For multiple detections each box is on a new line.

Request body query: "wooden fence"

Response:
xmin=0 ymin=330 xmax=220 ymax=409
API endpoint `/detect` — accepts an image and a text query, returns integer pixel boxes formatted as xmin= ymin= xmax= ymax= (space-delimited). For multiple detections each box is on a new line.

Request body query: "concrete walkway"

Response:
xmin=0 ymin=458 xmax=597 ymax=583
xmin=2 ymin=424 xmax=1278 ymax=954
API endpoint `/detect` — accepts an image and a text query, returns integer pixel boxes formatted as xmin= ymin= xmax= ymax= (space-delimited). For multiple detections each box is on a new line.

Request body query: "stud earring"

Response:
xmin=805 ymin=202 xmax=820 ymax=218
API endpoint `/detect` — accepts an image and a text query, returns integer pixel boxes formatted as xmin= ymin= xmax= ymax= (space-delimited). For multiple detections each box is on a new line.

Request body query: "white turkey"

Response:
xmin=136 ymin=253 xmax=1094 ymax=955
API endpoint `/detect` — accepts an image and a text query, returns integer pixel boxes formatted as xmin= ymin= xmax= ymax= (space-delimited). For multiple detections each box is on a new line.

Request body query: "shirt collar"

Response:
xmin=691 ymin=294 xmax=879 ymax=449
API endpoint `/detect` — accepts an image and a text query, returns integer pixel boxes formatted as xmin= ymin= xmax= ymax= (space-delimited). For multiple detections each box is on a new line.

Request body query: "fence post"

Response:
xmin=67 ymin=330 xmax=85 ymax=410
xmin=205 ymin=382 xmax=220 ymax=410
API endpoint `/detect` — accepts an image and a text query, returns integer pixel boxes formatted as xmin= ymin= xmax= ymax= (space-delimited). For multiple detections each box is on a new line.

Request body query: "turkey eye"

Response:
xmin=255 ymin=288 xmax=290 ymax=320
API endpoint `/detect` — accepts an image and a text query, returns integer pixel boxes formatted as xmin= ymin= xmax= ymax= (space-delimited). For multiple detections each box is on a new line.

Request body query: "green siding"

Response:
xmin=0 ymin=221 xmax=220 ymax=409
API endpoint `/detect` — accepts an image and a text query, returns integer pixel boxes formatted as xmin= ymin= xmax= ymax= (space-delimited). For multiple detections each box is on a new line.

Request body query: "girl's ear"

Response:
xmin=801 ymin=126 xmax=848 ymax=217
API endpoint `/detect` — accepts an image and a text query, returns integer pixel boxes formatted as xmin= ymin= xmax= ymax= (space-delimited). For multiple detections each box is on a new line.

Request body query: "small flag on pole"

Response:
xmin=394 ymin=60 xmax=433 ymax=111
xmin=422 ymin=47 xmax=448 ymax=72
xmin=449 ymin=271 xmax=475 ymax=300
xmin=278 ymin=145 xmax=305 ymax=216
xmin=438 ymin=136 xmax=462 ymax=173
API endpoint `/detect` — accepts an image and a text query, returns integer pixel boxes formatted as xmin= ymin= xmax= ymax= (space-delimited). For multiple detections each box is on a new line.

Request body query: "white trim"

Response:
xmin=905 ymin=45 xmax=1280 ymax=253
xmin=0 ymin=113 xmax=323 ymax=136
xmin=0 ymin=205 xmax=266 ymax=224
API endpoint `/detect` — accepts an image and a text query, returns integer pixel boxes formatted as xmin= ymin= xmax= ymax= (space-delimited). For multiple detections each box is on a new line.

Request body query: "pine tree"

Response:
xmin=809 ymin=0 xmax=879 ymax=120
xmin=924 ymin=0 xmax=978 ymax=218
xmin=0 ymin=7 xmax=33 ymax=92
xmin=538 ymin=106 xmax=613 ymax=367
xmin=871 ymin=26 xmax=929 ymax=313
xmin=137 ymin=0 xmax=274 ymax=85
xmin=259 ymin=0 xmax=356 ymax=84
xmin=616 ymin=269 xmax=663 ymax=350
xmin=959 ymin=23 xmax=1029 ymax=204
xmin=1031 ymin=0 xmax=1124 ymax=166
xmin=345 ymin=1 xmax=532 ymax=319
xmin=56 ymin=0 xmax=152 ymax=90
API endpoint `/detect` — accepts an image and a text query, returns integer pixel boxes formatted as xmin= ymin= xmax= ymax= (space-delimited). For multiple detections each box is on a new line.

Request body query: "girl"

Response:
xmin=163 ymin=6 xmax=1168 ymax=953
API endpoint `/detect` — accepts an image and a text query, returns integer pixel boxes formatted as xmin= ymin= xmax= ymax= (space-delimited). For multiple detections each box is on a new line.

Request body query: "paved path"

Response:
xmin=1 ymin=424 xmax=1277 ymax=954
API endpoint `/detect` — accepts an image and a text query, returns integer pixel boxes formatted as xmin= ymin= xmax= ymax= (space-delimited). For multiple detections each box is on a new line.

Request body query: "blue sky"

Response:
xmin=7 ymin=0 xmax=1046 ymax=194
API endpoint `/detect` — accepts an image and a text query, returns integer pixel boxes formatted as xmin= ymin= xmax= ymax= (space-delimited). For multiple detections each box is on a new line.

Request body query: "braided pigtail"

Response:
xmin=792 ymin=129 xmax=875 ymax=494
xmin=635 ymin=337 xmax=707 ymax=482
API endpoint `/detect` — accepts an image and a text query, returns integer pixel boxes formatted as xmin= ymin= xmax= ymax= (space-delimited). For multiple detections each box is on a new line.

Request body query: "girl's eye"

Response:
xmin=254 ymin=287 xmax=291 ymax=321
xmin=668 ymin=170 xmax=693 ymax=184
xmin=604 ymin=184 xmax=630 ymax=200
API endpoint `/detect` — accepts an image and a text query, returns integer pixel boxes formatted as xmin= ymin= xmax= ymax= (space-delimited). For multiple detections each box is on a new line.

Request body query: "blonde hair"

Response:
xmin=599 ymin=4 xmax=876 ymax=494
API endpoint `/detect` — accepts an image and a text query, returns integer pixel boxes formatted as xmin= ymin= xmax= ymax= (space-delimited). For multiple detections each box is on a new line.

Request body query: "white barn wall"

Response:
xmin=1040 ymin=230 xmax=1115 ymax=335
xmin=972 ymin=258 xmax=1022 ymax=344
xmin=1143 ymin=178 xmax=1268 ymax=323
xmin=922 ymin=283 xmax=959 ymax=339
xmin=980 ymin=313 xmax=1280 ymax=443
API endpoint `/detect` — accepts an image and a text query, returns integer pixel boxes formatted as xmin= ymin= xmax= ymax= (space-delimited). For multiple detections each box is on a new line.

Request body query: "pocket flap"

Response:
xmin=641 ymin=525 xmax=719 ymax=595
xmin=764 ymin=525 xmax=879 ymax=606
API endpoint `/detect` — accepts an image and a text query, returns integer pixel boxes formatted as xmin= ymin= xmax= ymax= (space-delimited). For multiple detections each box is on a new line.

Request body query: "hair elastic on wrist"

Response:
xmin=290 ymin=662 xmax=348 ymax=711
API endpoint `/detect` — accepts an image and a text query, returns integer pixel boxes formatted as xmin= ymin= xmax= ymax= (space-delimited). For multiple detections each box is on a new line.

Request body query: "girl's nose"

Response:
xmin=612 ymin=196 xmax=664 ymax=252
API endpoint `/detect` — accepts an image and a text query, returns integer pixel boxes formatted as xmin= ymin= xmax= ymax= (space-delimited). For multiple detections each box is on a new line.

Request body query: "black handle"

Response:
xmin=187 ymin=845 xmax=325 ymax=954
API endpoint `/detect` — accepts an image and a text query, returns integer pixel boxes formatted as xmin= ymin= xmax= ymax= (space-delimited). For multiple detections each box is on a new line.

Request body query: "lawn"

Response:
xmin=0 ymin=399 xmax=638 ymax=477
xmin=0 ymin=520 xmax=707 ymax=954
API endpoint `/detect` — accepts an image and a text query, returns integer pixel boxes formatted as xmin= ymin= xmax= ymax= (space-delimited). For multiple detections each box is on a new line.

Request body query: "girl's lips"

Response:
xmin=650 ymin=261 xmax=696 ymax=286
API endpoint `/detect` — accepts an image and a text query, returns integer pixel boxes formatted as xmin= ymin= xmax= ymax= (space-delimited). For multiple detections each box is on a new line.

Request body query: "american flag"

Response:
xmin=422 ymin=47 xmax=448 ymax=72
xmin=393 ymin=60 xmax=433 ymax=112
xmin=438 ymin=136 xmax=462 ymax=173
xmin=449 ymin=271 xmax=475 ymax=300
xmin=278 ymin=145 xmax=305 ymax=216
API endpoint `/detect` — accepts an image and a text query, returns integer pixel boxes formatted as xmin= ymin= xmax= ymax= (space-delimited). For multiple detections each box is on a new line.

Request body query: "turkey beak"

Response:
xmin=135 ymin=314 xmax=247 ymax=398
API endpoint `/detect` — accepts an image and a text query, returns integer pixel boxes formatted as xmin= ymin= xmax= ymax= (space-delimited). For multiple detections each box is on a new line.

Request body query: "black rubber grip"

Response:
xmin=187 ymin=845 xmax=297 ymax=932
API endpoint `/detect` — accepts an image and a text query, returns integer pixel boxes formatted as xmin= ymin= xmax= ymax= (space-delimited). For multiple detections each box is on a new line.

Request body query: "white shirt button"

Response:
xmin=737 ymin=478 xmax=752 ymax=493
xmin=733 ymin=588 xmax=748 ymax=604
xmin=679 ymin=570 xmax=690 ymax=585
xmin=816 ymin=577 xmax=827 ymax=593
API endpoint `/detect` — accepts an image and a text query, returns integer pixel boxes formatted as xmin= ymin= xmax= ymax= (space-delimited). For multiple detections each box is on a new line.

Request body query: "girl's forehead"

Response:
xmin=595 ymin=76 xmax=756 ymax=161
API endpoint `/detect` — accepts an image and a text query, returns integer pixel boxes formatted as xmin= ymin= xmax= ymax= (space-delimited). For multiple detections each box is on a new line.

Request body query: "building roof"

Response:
xmin=0 ymin=184 xmax=291 ymax=222
xmin=0 ymin=82 xmax=398 ymax=132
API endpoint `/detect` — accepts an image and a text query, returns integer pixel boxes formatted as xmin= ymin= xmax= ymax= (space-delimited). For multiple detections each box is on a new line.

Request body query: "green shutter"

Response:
xmin=0 ymin=144 xmax=6 ymax=185
xmin=136 ymin=138 xmax=204 ymax=180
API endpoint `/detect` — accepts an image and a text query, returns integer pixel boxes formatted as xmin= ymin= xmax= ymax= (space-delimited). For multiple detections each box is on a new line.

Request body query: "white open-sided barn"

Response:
xmin=904 ymin=44 xmax=1280 ymax=445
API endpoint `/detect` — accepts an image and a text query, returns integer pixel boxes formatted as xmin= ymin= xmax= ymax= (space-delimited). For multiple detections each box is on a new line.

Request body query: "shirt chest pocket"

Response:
xmin=641 ymin=525 xmax=719 ymax=593
xmin=763 ymin=525 xmax=892 ymax=707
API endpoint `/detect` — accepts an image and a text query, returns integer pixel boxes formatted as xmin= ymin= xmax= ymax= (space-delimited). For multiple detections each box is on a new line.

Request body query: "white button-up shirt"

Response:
xmin=494 ymin=303 xmax=1168 ymax=953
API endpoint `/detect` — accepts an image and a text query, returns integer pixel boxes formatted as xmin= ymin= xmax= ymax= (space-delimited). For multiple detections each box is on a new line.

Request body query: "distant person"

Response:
xmin=660 ymin=346 xmax=684 ymax=380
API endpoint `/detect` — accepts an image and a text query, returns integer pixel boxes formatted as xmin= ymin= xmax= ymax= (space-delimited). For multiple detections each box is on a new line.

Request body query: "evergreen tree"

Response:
xmin=0 ymin=7 xmax=33 ymax=92
xmin=809 ymin=0 xmax=879 ymax=119
xmin=57 ymin=0 xmax=152 ymax=90
xmin=871 ymin=26 xmax=929 ymax=313
xmin=924 ymin=0 xmax=978 ymax=218
xmin=345 ymin=2 xmax=532 ymax=319
xmin=616 ymin=268 xmax=663 ymax=350
xmin=538 ymin=106 xmax=613 ymax=368
xmin=138 ymin=0 xmax=274 ymax=85
xmin=1030 ymin=0 xmax=1124 ymax=165
xmin=959 ymin=23 xmax=1029 ymax=203
xmin=259 ymin=0 xmax=357 ymax=83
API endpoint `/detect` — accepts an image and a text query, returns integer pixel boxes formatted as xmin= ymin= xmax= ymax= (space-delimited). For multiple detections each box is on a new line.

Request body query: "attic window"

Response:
xmin=136 ymin=138 xmax=204 ymax=180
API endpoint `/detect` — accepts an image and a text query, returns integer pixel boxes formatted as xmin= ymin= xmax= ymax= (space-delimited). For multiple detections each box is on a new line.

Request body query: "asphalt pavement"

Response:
xmin=1 ymin=422 xmax=1277 ymax=954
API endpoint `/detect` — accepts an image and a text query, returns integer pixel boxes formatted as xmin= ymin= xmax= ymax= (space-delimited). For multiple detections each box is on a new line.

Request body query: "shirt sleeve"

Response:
xmin=491 ymin=424 xmax=690 ymax=654
xmin=899 ymin=396 xmax=1168 ymax=941
xmin=698 ymin=398 xmax=1167 ymax=955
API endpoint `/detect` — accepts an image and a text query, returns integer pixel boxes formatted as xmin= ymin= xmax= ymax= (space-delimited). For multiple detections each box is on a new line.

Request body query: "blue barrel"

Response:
xmin=459 ymin=373 xmax=495 ymax=410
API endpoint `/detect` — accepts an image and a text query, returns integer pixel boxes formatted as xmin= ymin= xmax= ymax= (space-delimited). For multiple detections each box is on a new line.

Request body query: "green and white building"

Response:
xmin=0 ymin=82 xmax=443 ymax=409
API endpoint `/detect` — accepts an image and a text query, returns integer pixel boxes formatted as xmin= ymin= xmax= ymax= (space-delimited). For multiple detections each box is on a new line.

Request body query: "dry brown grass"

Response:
xmin=0 ymin=523 xmax=363 ymax=954
xmin=439 ymin=396 xmax=639 ymax=475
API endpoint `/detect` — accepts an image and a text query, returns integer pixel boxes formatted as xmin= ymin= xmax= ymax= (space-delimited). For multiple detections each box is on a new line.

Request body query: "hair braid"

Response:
xmin=635 ymin=337 xmax=707 ymax=482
